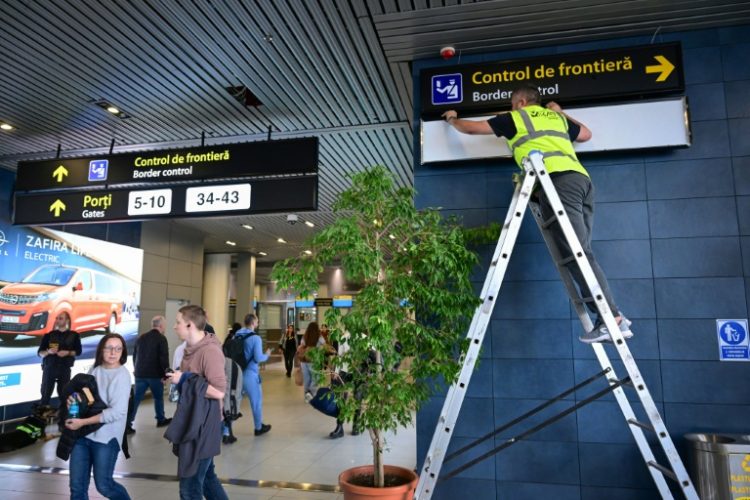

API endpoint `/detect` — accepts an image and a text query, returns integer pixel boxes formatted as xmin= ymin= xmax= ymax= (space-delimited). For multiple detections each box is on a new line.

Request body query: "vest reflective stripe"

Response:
xmin=507 ymin=106 xmax=589 ymax=177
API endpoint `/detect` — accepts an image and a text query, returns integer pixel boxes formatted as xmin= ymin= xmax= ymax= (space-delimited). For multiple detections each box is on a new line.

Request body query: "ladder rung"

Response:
xmin=647 ymin=461 xmax=678 ymax=482
xmin=541 ymin=215 xmax=557 ymax=229
xmin=572 ymin=296 xmax=595 ymax=304
xmin=627 ymin=418 xmax=655 ymax=433
xmin=556 ymin=255 xmax=576 ymax=266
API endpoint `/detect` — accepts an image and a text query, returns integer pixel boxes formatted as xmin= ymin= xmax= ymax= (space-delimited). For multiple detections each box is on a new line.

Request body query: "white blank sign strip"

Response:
xmin=421 ymin=97 xmax=690 ymax=164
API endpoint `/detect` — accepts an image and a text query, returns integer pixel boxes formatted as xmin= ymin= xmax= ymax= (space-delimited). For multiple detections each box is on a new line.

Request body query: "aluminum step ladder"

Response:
xmin=415 ymin=152 xmax=699 ymax=500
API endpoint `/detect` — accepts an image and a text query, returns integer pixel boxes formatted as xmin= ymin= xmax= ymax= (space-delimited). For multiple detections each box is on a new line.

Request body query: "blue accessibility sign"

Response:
xmin=717 ymin=319 xmax=749 ymax=361
xmin=88 ymin=159 xmax=108 ymax=181
xmin=432 ymin=73 xmax=463 ymax=105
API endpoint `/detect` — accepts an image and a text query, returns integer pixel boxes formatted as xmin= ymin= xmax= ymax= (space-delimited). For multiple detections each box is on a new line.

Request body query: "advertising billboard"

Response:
xmin=0 ymin=222 xmax=143 ymax=406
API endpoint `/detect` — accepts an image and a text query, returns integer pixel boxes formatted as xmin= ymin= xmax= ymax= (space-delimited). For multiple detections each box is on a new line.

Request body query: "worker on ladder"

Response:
xmin=442 ymin=83 xmax=631 ymax=343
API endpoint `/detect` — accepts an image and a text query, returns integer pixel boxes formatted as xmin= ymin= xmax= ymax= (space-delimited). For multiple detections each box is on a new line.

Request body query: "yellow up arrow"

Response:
xmin=646 ymin=55 xmax=675 ymax=82
xmin=49 ymin=199 xmax=66 ymax=217
xmin=52 ymin=165 xmax=69 ymax=183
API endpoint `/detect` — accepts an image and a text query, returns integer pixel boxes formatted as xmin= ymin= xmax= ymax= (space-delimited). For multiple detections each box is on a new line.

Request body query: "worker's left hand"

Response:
xmin=546 ymin=101 xmax=562 ymax=112
xmin=441 ymin=110 xmax=458 ymax=122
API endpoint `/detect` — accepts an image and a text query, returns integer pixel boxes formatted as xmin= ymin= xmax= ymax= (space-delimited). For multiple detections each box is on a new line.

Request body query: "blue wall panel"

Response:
xmin=495 ymin=440 xmax=580 ymax=484
xmin=493 ymin=398 xmax=578 ymax=442
xmin=415 ymin=26 xmax=750 ymax=499
xmin=645 ymin=158 xmax=734 ymax=199
xmin=586 ymin=162 xmax=646 ymax=202
xmin=652 ymin=237 xmax=743 ymax=277
xmin=654 ymin=277 xmax=747 ymax=317
xmin=658 ymin=319 xmax=725 ymax=360
xmin=685 ymin=82 xmax=727 ymax=121
xmin=729 ymin=118 xmax=750 ymax=156
xmin=492 ymin=319 xmax=572 ymax=359
xmin=725 ymin=80 xmax=750 ymax=119
xmin=738 ymin=196 xmax=750 ymax=235
xmin=665 ymin=403 xmax=750 ymax=437
xmin=500 ymin=482 xmax=581 ymax=500
xmin=722 ymin=42 xmax=750 ymax=80
xmin=735 ymin=157 xmax=750 ymax=195
xmin=649 ymin=197 xmax=739 ymax=238
xmin=683 ymin=46 xmax=723 ymax=84
xmin=662 ymin=361 xmax=750 ymax=404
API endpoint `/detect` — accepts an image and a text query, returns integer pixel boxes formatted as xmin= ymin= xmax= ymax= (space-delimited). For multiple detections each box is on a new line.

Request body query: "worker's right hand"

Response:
xmin=441 ymin=110 xmax=458 ymax=122
xmin=546 ymin=101 xmax=562 ymax=113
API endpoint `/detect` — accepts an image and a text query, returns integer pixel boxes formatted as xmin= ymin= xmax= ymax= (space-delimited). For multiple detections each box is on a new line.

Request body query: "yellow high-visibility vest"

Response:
xmin=506 ymin=105 xmax=589 ymax=177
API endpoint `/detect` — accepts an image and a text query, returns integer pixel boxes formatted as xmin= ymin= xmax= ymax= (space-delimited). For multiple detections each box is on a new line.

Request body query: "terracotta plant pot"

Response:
xmin=339 ymin=465 xmax=419 ymax=500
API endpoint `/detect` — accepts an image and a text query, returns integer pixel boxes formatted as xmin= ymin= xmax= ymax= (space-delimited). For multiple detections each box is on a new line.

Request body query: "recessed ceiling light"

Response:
xmin=304 ymin=250 xmax=312 ymax=255
xmin=226 ymin=240 xmax=237 ymax=246
xmin=277 ymin=238 xmax=287 ymax=244
xmin=242 ymin=224 xmax=253 ymax=230
xmin=258 ymin=251 xmax=267 ymax=256
xmin=0 ymin=123 xmax=13 ymax=131
xmin=304 ymin=220 xmax=315 ymax=228
xmin=92 ymin=99 xmax=130 ymax=119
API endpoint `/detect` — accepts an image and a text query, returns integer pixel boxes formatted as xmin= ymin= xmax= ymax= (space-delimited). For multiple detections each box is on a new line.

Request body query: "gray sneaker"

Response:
xmin=579 ymin=316 xmax=633 ymax=344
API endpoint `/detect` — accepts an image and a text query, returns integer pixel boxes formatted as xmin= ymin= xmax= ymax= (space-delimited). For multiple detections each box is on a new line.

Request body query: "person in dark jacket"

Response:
xmin=164 ymin=374 xmax=222 ymax=479
xmin=278 ymin=324 xmax=297 ymax=377
xmin=128 ymin=315 xmax=171 ymax=434
xmin=38 ymin=311 xmax=82 ymax=407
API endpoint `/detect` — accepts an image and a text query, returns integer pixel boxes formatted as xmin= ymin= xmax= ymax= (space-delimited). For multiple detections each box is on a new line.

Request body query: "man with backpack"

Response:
xmin=227 ymin=313 xmax=272 ymax=436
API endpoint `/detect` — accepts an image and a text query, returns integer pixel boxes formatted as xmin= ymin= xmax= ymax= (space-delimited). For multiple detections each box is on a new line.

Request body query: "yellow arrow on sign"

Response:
xmin=646 ymin=55 xmax=675 ymax=82
xmin=52 ymin=165 xmax=68 ymax=183
xmin=49 ymin=199 xmax=66 ymax=217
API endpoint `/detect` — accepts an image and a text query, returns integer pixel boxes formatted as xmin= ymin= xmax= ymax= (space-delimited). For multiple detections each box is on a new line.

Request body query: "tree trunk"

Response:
xmin=372 ymin=428 xmax=384 ymax=487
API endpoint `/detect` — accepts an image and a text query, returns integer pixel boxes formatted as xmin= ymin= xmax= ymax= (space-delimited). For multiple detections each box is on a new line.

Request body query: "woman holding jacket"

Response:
xmin=65 ymin=333 xmax=131 ymax=500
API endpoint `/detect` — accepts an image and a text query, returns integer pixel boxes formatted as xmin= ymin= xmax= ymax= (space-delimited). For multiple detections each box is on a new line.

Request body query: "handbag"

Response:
xmin=293 ymin=367 xmax=303 ymax=386
xmin=309 ymin=387 xmax=339 ymax=418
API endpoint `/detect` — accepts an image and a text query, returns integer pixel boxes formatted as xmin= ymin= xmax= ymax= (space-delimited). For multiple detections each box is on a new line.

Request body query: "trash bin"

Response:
xmin=685 ymin=433 xmax=750 ymax=500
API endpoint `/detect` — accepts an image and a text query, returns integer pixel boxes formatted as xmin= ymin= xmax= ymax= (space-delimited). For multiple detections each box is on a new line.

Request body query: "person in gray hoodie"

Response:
xmin=166 ymin=305 xmax=227 ymax=500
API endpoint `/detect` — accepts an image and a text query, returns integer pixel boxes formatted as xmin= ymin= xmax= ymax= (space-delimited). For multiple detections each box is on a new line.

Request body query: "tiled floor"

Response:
xmin=0 ymin=361 xmax=417 ymax=499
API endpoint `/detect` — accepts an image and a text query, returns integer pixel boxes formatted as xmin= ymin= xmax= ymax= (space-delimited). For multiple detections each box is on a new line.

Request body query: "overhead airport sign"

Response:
xmin=420 ymin=43 xmax=683 ymax=116
xmin=13 ymin=177 xmax=317 ymax=225
xmin=15 ymin=137 xmax=319 ymax=191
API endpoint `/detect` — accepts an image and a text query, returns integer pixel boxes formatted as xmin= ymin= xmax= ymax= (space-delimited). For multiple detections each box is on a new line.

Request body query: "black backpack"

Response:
xmin=223 ymin=358 xmax=244 ymax=421
xmin=222 ymin=332 xmax=256 ymax=370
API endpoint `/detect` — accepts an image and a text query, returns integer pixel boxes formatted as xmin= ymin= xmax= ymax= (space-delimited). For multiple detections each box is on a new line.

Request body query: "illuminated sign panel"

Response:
xmin=13 ymin=138 xmax=319 ymax=225
xmin=16 ymin=137 xmax=318 ymax=191
xmin=420 ymin=43 xmax=684 ymax=117
xmin=14 ymin=177 xmax=317 ymax=225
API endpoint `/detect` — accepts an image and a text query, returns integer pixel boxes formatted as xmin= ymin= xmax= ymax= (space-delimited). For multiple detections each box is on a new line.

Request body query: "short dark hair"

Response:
xmin=179 ymin=305 xmax=207 ymax=331
xmin=94 ymin=333 xmax=128 ymax=367
xmin=512 ymin=83 xmax=541 ymax=105
xmin=244 ymin=313 xmax=257 ymax=327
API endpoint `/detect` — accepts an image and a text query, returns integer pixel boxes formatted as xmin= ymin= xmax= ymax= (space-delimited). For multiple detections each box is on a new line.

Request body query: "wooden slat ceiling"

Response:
xmin=0 ymin=0 xmax=746 ymax=274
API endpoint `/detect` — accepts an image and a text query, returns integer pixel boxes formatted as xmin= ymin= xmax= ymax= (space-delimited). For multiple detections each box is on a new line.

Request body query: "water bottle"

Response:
xmin=69 ymin=393 xmax=80 ymax=419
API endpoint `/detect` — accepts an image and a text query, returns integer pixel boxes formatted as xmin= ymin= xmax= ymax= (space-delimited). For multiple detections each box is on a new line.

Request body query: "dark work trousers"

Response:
xmin=282 ymin=345 xmax=296 ymax=376
xmin=538 ymin=171 xmax=619 ymax=321
xmin=40 ymin=364 xmax=71 ymax=406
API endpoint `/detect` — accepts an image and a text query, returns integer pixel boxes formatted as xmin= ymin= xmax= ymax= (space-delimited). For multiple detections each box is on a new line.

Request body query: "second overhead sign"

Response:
xmin=420 ymin=42 xmax=684 ymax=117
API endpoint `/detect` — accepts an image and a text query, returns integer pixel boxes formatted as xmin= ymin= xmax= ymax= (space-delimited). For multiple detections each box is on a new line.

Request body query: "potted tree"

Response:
xmin=271 ymin=166 xmax=479 ymax=499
